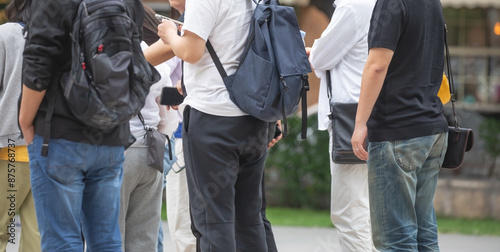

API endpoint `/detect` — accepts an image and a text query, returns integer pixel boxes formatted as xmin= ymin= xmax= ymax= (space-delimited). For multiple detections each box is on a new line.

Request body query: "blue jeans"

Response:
xmin=368 ymin=133 xmax=447 ymax=252
xmin=27 ymin=135 xmax=124 ymax=252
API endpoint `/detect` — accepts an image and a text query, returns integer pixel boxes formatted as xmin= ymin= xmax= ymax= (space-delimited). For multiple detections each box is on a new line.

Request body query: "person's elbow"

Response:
xmin=177 ymin=31 xmax=205 ymax=64
xmin=367 ymin=62 xmax=389 ymax=75
xmin=181 ymin=49 xmax=204 ymax=64
xmin=365 ymin=48 xmax=394 ymax=75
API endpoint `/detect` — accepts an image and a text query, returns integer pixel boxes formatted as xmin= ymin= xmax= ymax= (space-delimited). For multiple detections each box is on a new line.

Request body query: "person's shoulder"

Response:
xmin=372 ymin=0 xmax=406 ymax=16
xmin=340 ymin=0 xmax=375 ymax=22
xmin=0 ymin=22 xmax=22 ymax=31
xmin=341 ymin=0 xmax=375 ymax=12
xmin=0 ymin=23 xmax=23 ymax=40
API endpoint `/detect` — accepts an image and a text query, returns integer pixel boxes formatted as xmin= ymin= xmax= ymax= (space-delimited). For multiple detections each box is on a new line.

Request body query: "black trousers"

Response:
xmin=183 ymin=106 xmax=269 ymax=252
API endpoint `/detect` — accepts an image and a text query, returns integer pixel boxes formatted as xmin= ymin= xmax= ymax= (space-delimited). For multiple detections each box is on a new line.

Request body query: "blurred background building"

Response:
xmin=441 ymin=0 xmax=500 ymax=111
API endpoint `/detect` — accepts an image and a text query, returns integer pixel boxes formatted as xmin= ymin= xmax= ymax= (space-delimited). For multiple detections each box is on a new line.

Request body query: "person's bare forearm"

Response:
xmin=356 ymin=60 xmax=389 ymax=126
xmin=158 ymin=20 xmax=205 ymax=64
xmin=352 ymin=48 xmax=394 ymax=160
xmin=144 ymin=39 xmax=176 ymax=66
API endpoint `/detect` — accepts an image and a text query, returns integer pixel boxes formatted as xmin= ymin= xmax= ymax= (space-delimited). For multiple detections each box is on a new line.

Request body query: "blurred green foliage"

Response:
xmin=436 ymin=216 xmax=500 ymax=236
xmin=478 ymin=117 xmax=500 ymax=177
xmin=265 ymin=114 xmax=331 ymax=209
xmin=266 ymin=207 xmax=333 ymax=227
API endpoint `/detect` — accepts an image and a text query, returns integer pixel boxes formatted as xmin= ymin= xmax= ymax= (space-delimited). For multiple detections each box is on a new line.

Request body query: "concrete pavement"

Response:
xmin=7 ymin=221 xmax=500 ymax=251
xmin=268 ymin=226 xmax=500 ymax=252
xmin=160 ymin=222 xmax=500 ymax=252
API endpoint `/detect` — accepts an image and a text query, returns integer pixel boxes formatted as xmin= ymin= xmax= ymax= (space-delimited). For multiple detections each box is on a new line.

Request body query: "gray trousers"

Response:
xmin=119 ymin=147 xmax=164 ymax=252
xmin=183 ymin=107 xmax=269 ymax=252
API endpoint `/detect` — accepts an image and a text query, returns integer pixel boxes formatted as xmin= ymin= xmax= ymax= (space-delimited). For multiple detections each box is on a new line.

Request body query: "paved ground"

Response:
xmin=7 ymin=221 xmax=500 ymax=251
xmin=160 ymin=223 xmax=500 ymax=251
xmin=268 ymin=226 xmax=500 ymax=252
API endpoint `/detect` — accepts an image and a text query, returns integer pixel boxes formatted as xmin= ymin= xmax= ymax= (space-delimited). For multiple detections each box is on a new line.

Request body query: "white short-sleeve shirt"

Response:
xmin=181 ymin=0 xmax=255 ymax=116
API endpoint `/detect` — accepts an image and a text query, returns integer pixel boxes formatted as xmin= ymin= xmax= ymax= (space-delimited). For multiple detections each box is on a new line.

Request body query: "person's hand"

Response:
xmin=21 ymin=124 xmax=35 ymax=146
xmin=305 ymin=47 xmax=312 ymax=57
xmin=351 ymin=124 xmax=368 ymax=161
xmin=175 ymin=80 xmax=183 ymax=96
xmin=267 ymin=137 xmax=279 ymax=149
xmin=268 ymin=121 xmax=282 ymax=149
xmin=158 ymin=19 xmax=179 ymax=45
xmin=305 ymin=47 xmax=314 ymax=71
xmin=165 ymin=80 xmax=183 ymax=111
xmin=166 ymin=105 xmax=179 ymax=111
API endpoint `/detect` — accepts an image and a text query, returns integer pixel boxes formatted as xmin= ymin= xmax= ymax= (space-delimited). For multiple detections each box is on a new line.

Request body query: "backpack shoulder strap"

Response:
xmin=300 ymin=75 xmax=309 ymax=139
xmin=206 ymin=40 xmax=227 ymax=78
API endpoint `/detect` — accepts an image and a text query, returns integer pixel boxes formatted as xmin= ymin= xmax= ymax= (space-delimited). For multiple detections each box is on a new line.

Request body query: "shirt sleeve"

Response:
xmin=181 ymin=0 xmax=217 ymax=41
xmin=309 ymin=5 xmax=359 ymax=71
xmin=368 ymin=0 xmax=406 ymax=51
xmin=22 ymin=0 xmax=80 ymax=91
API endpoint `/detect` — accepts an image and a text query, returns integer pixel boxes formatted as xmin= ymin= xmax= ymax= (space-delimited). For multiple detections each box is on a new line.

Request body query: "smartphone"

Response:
xmin=155 ymin=14 xmax=184 ymax=25
xmin=160 ymin=87 xmax=184 ymax=106
xmin=274 ymin=123 xmax=282 ymax=139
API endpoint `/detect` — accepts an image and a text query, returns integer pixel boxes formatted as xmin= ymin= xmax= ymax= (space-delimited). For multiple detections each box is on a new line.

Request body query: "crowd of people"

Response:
xmin=1 ymin=0 xmax=449 ymax=251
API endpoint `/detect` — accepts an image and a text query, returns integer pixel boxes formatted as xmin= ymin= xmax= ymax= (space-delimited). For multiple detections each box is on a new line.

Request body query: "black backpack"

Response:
xmin=41 ymin=0 xmax=160 ymax=155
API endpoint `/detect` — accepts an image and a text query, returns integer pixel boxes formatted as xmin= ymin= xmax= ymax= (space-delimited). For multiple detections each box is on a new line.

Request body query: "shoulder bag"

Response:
xmin=441 ymin=25 xmax=474 ymax=169
xmin=138 ymin=112 xmax=171 ymax=173
xmin=326 ymin=70 xmax=365 ymax=164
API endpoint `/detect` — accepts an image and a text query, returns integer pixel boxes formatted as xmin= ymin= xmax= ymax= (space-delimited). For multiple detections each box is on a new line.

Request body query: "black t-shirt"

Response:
xmin=367 ymin=0 xmax=448 ymax=142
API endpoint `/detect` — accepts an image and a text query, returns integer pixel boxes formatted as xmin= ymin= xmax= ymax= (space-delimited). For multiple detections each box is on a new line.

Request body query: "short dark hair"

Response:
xmin=5 ymin=0 xmax=32 ymax=23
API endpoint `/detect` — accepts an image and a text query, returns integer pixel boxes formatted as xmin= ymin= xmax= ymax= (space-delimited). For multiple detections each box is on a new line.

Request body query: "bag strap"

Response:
xmin=300 ymin=75 xmax=309 ymax=140
xmin=444 ymin=24 xmax=466 ymax=144
xmin=444 ymin=24 xmax=459 ymax=129
xmin=137 ymin=111 xmax=151 ymax=131
xmin=40 ymin=73 xmax=60 ymax=156
xmin=206 ymin=41 xmax=227 ymax=78
xmin=138 ymin=112 xmax=172 ymax=160
xmin=325 ymin=70 xmax=334 ymax=120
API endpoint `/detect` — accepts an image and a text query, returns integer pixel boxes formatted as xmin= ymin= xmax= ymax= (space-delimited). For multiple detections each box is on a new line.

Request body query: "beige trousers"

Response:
xmin=0 ymin=160 xmax=41 ymax=252
xmin=166 ymin=139 xmax=196 ymax=252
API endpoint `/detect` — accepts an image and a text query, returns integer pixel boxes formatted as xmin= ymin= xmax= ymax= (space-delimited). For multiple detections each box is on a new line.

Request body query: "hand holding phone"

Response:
xmin=155 ymin=14 xmax=184 ymax=25
xmin=274 ymin=123 xmax=282 ymax=139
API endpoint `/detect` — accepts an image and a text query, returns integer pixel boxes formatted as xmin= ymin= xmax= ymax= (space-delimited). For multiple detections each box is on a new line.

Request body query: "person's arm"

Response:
xmin=20 ymin=0 xmax=78 ymax=144
xmin=143 ymin=39 xmax=176 ymax=66
xmin=18 ymin=85 xmax=46 ymax=145
xmin=157 ymin=20 xmax=205 ymax=64
xmin=351 ymin=48 xmax=394 ymax=160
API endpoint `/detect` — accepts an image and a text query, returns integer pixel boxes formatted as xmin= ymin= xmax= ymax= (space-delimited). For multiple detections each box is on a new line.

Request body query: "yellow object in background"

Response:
xmin=0 ymin=145 xmax=29 ymax=162
xmin=438 ymin=74 xmax=451 ymax=104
